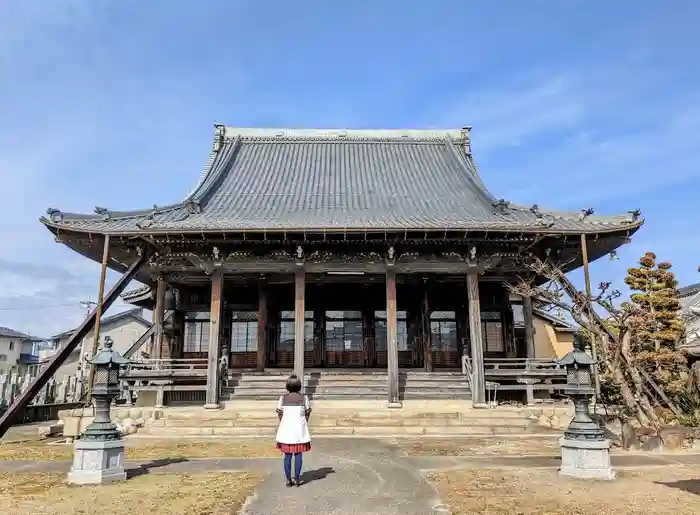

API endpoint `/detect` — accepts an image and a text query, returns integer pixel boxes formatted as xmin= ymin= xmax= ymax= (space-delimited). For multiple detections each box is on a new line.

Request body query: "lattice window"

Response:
xmin=230 ymin=311 xmax=258 ymax=352
xmin=278 ymin=311 xmax=314 ymax=351
xmin=374 ymin=311 xmax=408 ymax=351
xmin=481 ymin=321 xmax=505 ymax=353
xmin=430 ymin=311 xmax=458 ymax=351
xmin=325 ymin=311 xmax=363 ymax=352
xmin=184 ymin=311 xmax=210 ymax=353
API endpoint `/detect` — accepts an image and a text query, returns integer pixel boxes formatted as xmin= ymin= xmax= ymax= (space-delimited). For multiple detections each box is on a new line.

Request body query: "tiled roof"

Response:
xmin=679 ymin=282 xmax=700 ymax=298
xmin=0 ymin=326 xmax=43 ymax=341
xmin=41 ymin=126 xmax=643 ymax=235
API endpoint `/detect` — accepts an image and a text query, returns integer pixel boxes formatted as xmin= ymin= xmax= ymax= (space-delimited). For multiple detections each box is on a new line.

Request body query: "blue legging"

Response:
xmin=283 ymin=452 xmax=303 ymax=481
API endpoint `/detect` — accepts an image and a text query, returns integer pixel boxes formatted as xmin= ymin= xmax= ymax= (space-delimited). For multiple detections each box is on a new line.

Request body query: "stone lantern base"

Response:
xmin=559 ymin=437 xmax=615 ymax=480
xmin=67 ymin=439 xmax=126 ymax=485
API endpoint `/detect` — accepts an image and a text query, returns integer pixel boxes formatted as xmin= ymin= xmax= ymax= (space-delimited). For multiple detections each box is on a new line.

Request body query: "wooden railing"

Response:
xmin=122 ymin=358 xmax=209 ymax=378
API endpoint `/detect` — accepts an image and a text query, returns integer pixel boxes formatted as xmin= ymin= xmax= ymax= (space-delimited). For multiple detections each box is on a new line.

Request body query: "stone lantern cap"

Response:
xmin=556 ymin=334 xmax=596 ymax=367
xmin=85 ymin=337 xmax=130 ymax=367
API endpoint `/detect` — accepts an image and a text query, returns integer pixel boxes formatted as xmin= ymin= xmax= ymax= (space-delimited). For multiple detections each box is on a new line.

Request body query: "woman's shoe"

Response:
xmin=294 ymin=478 xmax=301 ymax=487
xmin=286 ymin=479 xmax=294 ymax=487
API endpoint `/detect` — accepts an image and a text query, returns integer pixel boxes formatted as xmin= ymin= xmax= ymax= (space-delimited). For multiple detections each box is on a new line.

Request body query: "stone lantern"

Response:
xmin=67 ymin=336 xmax=130 ymax=485
xmin=556 ymin=334 xmax=614 ymax=480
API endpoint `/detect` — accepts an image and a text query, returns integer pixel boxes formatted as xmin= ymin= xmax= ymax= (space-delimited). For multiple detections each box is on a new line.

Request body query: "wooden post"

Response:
xmin=467 ymin=270 xmax=486 ymax=407
xmin=152 ymin=275 xmax=166 ymax=362
xmin=386 ymin=267 xmax=400 ymax=406
xmin=580 ymin=233 xmax=601 ymax=398
xmin=522 ymin=295 xmax=536 ymax=359
xmin=86 ymin=234 xmax=110 ymax=393
xmin=257 ymin=279 xmax=268 ymax=372
xmin=294 ymin=267 xmax=305 ymax=380
xmin=422 ymin=286 xmax=432 ymax=372
xmin=204 ymin=270 xmax=224 ymax=409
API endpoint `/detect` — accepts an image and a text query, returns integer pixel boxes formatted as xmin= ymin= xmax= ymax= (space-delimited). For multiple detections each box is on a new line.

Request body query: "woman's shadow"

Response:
xmin=299 ymin=466 xmax=335 ymax=485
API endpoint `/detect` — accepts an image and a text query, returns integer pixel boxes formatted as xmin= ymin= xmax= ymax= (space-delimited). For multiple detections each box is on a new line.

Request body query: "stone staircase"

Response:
xmin=138 ymin=400 xmax=570 ymax=438
xmin=221 ymin=370 xmax=471 ymax=401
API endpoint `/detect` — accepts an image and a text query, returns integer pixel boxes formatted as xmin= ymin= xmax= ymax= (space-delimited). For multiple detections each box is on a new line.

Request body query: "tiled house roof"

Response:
xmin=41 ymin=127 xmax=643 ymax=235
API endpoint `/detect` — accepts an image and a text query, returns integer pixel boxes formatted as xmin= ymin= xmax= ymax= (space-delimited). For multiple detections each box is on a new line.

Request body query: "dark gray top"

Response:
xmin=41 ymin=127 xmax=642 ymax=235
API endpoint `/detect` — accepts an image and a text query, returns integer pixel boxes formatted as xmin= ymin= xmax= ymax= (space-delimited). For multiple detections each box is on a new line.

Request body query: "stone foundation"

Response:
xmin=67 ymin=439 xmax=127 ymax=485
xmin=559 ymin=437 xmax=615 ymax=480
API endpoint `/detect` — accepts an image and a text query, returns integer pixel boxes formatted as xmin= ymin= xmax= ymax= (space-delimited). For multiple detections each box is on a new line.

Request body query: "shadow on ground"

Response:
xmin=655 ymin=479 xmax=700 ymax=496
xmin=300 ymin=466 xmax=335 ymax=485
xmin=127 ymin=458 xmax=189 ymax=479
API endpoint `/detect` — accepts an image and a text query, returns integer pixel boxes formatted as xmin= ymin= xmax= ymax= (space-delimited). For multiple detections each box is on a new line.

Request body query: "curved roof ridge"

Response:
xmin=444 ymin=137 xmax=496 ymax=208
xmin=507 ymin=202 xmax=642 ymax=224
xmin=185 ymin=124 xmax=227 ymax=200
xmin=222 ymin=126 xmax=463 ymax=141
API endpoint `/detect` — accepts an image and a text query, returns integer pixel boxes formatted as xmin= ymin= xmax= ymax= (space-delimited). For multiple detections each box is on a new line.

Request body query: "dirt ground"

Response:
xmin=427 ymin=467 xmax=700 ymax=515
xmin=0 ymin=471 xmax=263 ymax=515
xmin=401 ymin=437 xmax=565 ymax=456
xmin=0 ymin=438 xmax=278 ymax=460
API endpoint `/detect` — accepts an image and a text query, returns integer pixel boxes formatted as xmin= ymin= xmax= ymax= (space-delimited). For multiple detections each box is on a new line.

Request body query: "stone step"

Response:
xmin=139 ymin=424 xmax=541 ymax=437
xmin=157 ymin=417 xmax=535 ymax=428
xmin=156 ymin=409 xmax=536 ymax=422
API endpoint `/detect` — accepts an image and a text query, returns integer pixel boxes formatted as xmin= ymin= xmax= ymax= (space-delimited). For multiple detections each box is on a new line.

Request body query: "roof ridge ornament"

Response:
xmin=492 ymin=198 xmax=510 ymax=214
xmin=578 ymin=208 xmax=595 ymax=221
xmin=185 ymin=199 xmax=202 ymax=215
xmin=213 ymin=123 xmax=226 ymax=151
xmin=46 ymin=208 xmax=63 ymax=222
xmin=628 ymin=209 xmax=641 ymax=222
xmin=460 ymin=126 xmax=472 ymax=155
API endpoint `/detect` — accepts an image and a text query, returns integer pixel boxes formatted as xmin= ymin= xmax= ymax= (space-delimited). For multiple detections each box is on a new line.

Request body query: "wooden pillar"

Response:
xmin=294 ymin=267 xmax=305 ymax=379
xmin=204 ymin=270 xmax=224 ymax=409
xmin=152 ymin=275 xmax=166 ymax=362
xmin=257 ymin=279 xmax=268 ymax=372
xmin=467 ymin=270 xmax=486 ymax=407
xmin=580 ymin=233 xmax=601 ymax=398
xmin=422 ymin=284 xmax=432 ymax=372
xmin=522 ymin=295 xmax=536 ymax=359
xmin=386 ymin=267 xmax=400 ymax=406
xmin=86 ymin=234 xmax=110 ymax=391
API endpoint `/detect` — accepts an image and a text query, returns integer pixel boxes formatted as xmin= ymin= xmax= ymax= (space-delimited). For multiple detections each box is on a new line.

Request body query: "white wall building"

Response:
xmin=41 ymin=308 xmax=151 ymax=379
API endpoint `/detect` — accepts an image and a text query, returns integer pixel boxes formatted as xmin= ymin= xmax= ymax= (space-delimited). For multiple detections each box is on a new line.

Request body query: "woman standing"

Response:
xmin=276 ymin=374 xmax=311 ymax=487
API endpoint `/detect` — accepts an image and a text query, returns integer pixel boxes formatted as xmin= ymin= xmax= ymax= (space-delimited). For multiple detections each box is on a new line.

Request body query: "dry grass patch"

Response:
xmin=403 ymin=437 xmax=563 ymax=457
xmin=427 ymin=467 xmax=700 ymax=515
xmin=0 ymin=471 xmax=263 ymax=515
xmin=0 ymin=438 xmax=278 ymax=461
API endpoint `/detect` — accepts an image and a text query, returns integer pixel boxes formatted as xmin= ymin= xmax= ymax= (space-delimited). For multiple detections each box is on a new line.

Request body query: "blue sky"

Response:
xmin=1 ymin=0 xmax=699 ymax=336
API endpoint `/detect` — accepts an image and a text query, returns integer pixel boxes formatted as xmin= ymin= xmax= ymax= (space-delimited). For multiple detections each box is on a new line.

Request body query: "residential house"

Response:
xmin=0 ymin=326 xmax=45 ymax=375
xmin=512 ymin=303 xmax=577 ymax=360
xmin=679 ymin=282 xmax=700 ymax=357
xmin=42 ymin=308 xmax=152 ymax=379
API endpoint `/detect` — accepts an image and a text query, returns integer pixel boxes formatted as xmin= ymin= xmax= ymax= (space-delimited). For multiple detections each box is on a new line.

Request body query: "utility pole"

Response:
xmin=78 ymin=300 xmax=97 ymax=378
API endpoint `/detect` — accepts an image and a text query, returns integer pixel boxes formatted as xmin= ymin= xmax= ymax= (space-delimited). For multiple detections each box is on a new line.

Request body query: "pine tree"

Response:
xmin=624 ymin=252 xmax=687 ymax=397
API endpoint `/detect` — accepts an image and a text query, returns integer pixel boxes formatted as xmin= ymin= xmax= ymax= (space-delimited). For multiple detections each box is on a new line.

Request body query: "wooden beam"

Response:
xmin=467 ymin=270 xmax=486 ymax=407
xmin=386 ymin=266 xmax=400 ymax=406
xmin=124 ymin=310 xmax=173 ymax=358
xmin=152 ymin=275 xmax=166 ymax=361
xmin=0 ymin=250 xmax=149 ymax=438
xmin=257 ymin=279 xmax=268 ymax=372
xmin=204 ymin=269 xmax=224 ymax=409
xmin=86 ymin=234 xmax=110 ymax=392
xmin=580 ymin=234 xmax=601 ymax=398
xmin=522 ymin=295 xmax=536 ymax=358
xmin=294 ymin=267 xmax=306 ymax=379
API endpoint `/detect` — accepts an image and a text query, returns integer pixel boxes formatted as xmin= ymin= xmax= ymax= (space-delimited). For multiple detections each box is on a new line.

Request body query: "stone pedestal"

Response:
xmin=67 ymin=439 xmax=126 ymax=485
xmin=559 ymin=437 xmax=615 ymax=480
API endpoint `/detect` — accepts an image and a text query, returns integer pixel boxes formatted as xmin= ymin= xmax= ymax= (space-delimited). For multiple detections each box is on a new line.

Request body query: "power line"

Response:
xmin=0 ymin=303 xmax=79 ymax=311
